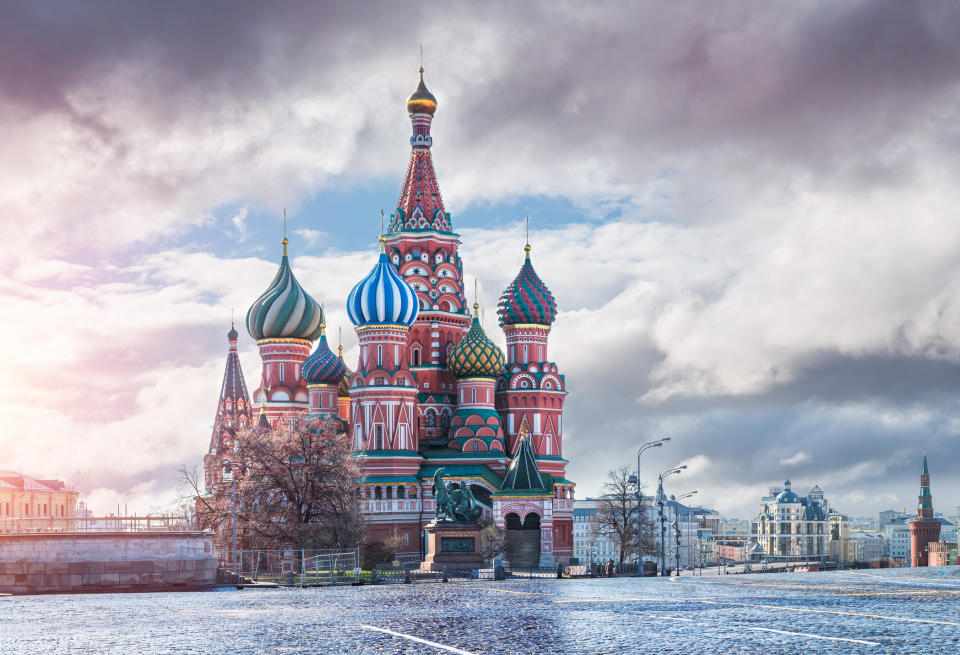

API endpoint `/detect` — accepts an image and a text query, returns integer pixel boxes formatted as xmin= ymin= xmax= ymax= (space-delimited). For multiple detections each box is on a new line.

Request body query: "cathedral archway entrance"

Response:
xmin=505 ymin=511 xmax=541 ymax=568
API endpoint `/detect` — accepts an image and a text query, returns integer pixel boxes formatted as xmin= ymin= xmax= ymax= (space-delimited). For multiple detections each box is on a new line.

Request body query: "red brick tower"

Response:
xmin=203 ymin=323 xmax=253 ymax=490
xmin=385 ymin=67 xmax=470 ymax=445
xmin=494 ymin=240 xmax=574 ymax=562
xmin=495 ymin=241 xmax=567 ymax=472
xmin=346 ymin=234 xmax=422 ymax=547
xmin=245 ymin=235 xmax=325 ymax=426
xmin=908 ymin=452 xmax=940 ymax=566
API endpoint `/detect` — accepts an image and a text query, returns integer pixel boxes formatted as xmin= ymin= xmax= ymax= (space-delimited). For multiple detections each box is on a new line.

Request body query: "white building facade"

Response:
xmin=753 ymin=480 xmax=829 ymax=560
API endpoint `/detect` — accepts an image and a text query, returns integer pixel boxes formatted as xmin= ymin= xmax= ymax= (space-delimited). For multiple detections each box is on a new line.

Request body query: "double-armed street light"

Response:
xmin=628 ymin=438 xmax=670 ymax=577
xmin=658 ymin=465 xmax=686 ymax=577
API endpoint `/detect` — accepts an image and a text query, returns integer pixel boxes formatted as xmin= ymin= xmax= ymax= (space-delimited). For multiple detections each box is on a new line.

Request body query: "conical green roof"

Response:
xmin=500 ymin=417 xmax=545 ymax=491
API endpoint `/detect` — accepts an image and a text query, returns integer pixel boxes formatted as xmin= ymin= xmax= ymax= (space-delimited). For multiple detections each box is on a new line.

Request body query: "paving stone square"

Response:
xmin=2 ymin=567 xmax=958 ymax=654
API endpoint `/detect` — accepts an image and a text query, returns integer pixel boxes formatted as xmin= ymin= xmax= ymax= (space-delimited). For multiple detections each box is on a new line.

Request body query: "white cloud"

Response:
xmin=231 ymin=205 xmax=250 ymax=241
xmin=780 ymin=452 xmax=810 ymax=467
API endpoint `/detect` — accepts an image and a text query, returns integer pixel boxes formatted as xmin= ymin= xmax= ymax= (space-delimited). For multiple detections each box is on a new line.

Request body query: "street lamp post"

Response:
xmin=657 ymin=466 xmax=686 ymax=577
xmin=628 ymin=438 xmax=670 ymax=577
xmin=675 ymin=490 xmax=697 ymax=575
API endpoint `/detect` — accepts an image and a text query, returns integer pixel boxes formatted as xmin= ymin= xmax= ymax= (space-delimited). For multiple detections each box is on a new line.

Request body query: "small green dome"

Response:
xmin=447 ymin=305 xmax=505 ymax=378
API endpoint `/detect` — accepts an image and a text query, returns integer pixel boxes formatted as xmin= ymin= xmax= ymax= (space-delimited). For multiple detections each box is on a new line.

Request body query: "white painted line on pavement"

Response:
xmin=361 ymin=625 xmax=481 ymax=655
xmin=748 ymin=627 xmax=879 ymax=646
xmin=648 ymin=615 xmax=694 ymax=622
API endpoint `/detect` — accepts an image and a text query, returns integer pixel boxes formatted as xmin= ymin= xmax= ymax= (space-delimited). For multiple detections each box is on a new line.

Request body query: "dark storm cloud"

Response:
xmin=447 ymin=1 xmax=960 ymax=194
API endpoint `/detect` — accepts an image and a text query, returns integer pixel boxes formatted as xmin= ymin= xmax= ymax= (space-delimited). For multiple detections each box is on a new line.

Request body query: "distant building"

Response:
xmin=884 ymin=518 xmax=911 ymax=561
xmin=696 ymin=529 xmax=716 ymax=565
xmin=715 ymin=536 xmax=750 ymax=563
xmin=828 ymin=512 xmax=852 ymax=562
xmin=928 ymin=541 xmax=958 ymax=566
xmin=753 ymin=479 xmax=829 ymax=560
xmin=655 ymin=498 xmax=705 ymax=569
xmin=719 ymin=518 xmax=751 ymax=534
xmin=0 ymin=471 xmax=78 ymax=532
xmin=573 ymin=498 xmax=621 ymax=563
xmin=849 ymin=530 xmax=884 ymax=563
xmin=850 ymin=516 xmax=879 ymax=531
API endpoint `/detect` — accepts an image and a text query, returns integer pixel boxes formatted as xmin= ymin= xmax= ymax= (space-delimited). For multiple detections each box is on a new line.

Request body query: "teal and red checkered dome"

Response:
xmin=302 ymin=331 xmax=346 ymax=385
xmin=497 ymin=244 xmax=557 ymax=327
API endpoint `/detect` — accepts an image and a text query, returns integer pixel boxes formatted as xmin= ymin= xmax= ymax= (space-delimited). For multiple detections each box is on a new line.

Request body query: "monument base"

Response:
xmin=422 ymin=520 xmax=484 ymax=571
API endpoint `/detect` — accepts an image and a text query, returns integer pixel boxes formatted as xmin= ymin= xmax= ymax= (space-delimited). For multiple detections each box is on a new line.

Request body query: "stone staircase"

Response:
xmin=505 ymin=531 xmax=540 ymax=568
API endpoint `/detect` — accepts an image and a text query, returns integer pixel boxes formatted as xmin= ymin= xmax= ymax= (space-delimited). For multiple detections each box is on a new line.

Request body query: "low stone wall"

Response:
xmin=0 ymin=532 xmax=217 ymax=595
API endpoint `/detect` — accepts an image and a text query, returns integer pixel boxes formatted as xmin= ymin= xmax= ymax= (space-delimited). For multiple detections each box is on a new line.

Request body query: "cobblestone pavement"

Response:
xmin=2 ymin=567 xmax=959 ymax=654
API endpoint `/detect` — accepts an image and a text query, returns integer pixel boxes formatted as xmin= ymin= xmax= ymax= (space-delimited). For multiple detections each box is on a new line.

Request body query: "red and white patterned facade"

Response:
xmin=204 ymin=68 xmax=576 ymax=565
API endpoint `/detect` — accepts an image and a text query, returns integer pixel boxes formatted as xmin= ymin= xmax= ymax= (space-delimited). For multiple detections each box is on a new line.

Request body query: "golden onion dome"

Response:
xmin=406 ymin=67 xmax=437 ymax=115
xmin=447 ymin=304 xmax=505 ymax=379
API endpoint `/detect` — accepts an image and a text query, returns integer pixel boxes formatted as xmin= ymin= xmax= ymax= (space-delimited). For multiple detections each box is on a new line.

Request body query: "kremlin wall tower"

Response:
xmin=204 ymin=68 xmax=575 ymax=566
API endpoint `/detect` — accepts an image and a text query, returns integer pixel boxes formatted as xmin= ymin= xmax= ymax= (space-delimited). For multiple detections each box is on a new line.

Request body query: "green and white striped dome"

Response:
xmin=246 ymin=238 xmax=324 ymax=341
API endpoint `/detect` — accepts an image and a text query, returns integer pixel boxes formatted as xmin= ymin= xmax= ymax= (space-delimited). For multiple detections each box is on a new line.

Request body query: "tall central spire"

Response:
xmin=917 ymin=451 xmax=933 ymax=518
xmin=389 ymin=67 xmax=451 ymax=233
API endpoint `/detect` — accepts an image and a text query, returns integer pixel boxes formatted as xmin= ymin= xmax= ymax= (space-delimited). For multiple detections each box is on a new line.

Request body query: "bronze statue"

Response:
xmin=432 ymin=469 xmax=482 ymax=522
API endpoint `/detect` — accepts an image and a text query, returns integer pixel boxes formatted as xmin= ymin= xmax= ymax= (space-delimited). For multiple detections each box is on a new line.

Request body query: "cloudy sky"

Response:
xmin=3 ymin=1 xmax=960 ymax=519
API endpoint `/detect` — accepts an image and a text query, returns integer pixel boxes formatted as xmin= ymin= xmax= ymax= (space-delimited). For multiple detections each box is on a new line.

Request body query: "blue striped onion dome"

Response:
xmin=246 ymin=238 xmax=324 ymax=341
xmin=347 ymin=238 xmax=419 ymax=327
xmin=448 ymin=305 xmax=505 ymax=378
xmin=302 ymin=329 xmax=346 ymax=385
xmin=497 ymin=243 xmax=557 ymax=327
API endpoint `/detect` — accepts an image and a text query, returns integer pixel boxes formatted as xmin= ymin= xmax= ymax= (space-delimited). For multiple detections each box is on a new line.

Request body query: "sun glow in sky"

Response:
xmin=3 ymin=1 xmax=960 ymax=518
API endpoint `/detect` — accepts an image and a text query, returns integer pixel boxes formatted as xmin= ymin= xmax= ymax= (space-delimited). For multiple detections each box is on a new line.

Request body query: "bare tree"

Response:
xmin=591 ymin=466 xmax=650 ymax=564
xmin=182 ymin=414 xmax=364 ymax=551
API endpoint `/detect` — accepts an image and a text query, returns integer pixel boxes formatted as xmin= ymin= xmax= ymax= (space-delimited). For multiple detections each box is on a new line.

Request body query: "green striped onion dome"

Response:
xmin=447 ymin=305 xmax=505 ymax=378
xmin=246 ymin=239 xmax=324 ymax=341
xmin=497 ymin=243 xmax=557 ymax=326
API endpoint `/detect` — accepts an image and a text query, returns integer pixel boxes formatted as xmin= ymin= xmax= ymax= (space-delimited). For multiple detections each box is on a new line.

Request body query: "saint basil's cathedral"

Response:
xmin=203 ymin=69 xmax=575 ymax=566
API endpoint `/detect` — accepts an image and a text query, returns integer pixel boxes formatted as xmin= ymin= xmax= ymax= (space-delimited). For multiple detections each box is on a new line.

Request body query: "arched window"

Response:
xmin=397 ymin=486 xmax=406 ymax=499
xmin=375 ymin=486 xmax=383 ymax=500
xmin=425 ymin=410 xmax=436 ymax=427
xmin=409 ymin=486 xmax=417 ymax=498
xmin=471 ymin=388 xmax=477 ymax=403
xmin=375 ymin=425 xmax=383 ymax=450
xmin=412 ymin=348 xmax=421 ymax=366
xmin=386 ymin=486 xmax=393 ymax=499
xmin=440 ymin=411 xmax=450 ymax=429
xmin=377 ymin=345 xmax=383 ymax=367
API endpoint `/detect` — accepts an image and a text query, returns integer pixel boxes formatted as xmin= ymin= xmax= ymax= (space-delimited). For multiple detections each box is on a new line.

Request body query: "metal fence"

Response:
xmin=215 ymin=548 xmax=362 ymax=586
xmin=0 ymin=516 xmax=192 ymax=534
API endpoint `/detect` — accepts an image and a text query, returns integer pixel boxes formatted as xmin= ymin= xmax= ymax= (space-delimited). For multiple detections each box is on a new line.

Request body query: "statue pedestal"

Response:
xmin=422 ymin=520 xmax=484 ymax=571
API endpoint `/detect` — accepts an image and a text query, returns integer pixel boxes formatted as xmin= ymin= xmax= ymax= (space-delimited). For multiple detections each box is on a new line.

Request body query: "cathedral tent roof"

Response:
xmin=499 ymin=418 xmax=546 ymax=492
